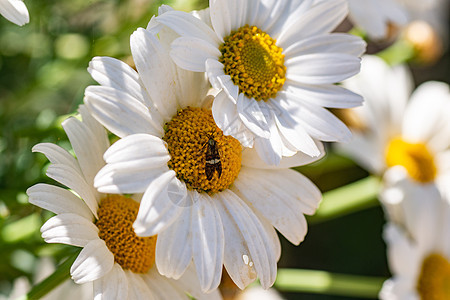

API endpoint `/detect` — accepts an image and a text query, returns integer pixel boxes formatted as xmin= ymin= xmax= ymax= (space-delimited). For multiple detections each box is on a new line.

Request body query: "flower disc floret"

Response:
xmin=163 ymin=107 xmax=242 ymax=194
xmin=96 ymin=195 xmax=157 ymax=273
xmin=385 ymin=138 xmax=437 ymax=183
xmin=417 ymin=253 xmax=450 ymax=300
xmin=219 ymin=25 xmax=286 ymax=101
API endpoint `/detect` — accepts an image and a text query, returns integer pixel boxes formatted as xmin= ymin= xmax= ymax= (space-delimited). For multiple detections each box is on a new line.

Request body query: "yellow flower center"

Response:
xmin=417 ymin=253 xmax=450 ymax=300
xmin=219 ymin=25 xmax=286 ymax=101
xmin=385 ymin=138 xmax=437 ymax=183
xmin=162 ymin=107 xmax=242 ymax=194
xmin=96 ymin=195 xmax=156 ymax=273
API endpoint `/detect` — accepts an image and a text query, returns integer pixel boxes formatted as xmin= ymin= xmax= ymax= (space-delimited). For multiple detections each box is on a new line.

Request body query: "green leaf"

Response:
xmin=308 ymin=176 xmax=381 ymax=224
xmin=275 ymin=269 xmax=386 ymax=298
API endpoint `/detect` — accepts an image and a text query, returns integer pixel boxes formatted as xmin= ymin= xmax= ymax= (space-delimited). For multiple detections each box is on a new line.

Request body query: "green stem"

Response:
xmin=275 ymin=269 xmax=386 ymax=298
xmin=308 ymin=176 xmax=381 ymax=224
xmin=19 ymin=250 xmax=80 ymax=300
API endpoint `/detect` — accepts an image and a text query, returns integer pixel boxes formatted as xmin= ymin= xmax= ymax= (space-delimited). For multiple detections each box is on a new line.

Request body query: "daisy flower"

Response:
xmin=339 ymin=55 xmax=450 ymax=193
xmin=0 ymin=0 xmax=29 ymax=26
xmin=379 ymin=168 xmax=450 ymax=300
xmin=84 ymin=21 xmax=323 ymax=292
xmin=154 ymin=0 xmax=366 ymax=165
xmin=27 ymin=106 xmax=218 ymax=299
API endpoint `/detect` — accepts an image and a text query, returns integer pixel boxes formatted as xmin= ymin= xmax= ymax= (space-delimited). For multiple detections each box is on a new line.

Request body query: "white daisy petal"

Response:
xmin=94 ymin=164 xmax=167 ymax=194
xmin=277 ymin=0 xmax=347 ymax=47
xmin=259 ymin=216 xmax=282 ymax=261
xmin=210 ymin=0 xmax=247 ymax=39
xmin=285 ymin=83 xmax=363 ymax=109
xmin=212 ymin=90 xmax=240 ymax=135
xmin=143 ymin=269 xmax=187 ymax=299
xmin=284 ymin=33 xmax=366 ymax=58
xmin=0 ymin=0 xmax=29 ymax=26
xmin=384 ymin=224 xmax=421 ymax=276
xmin=237 ymin=94 xmax=270 ymax=138
xmin=87 ymin=56 xmax=151 ymax=107
xmin=94 ymin=134 xmax=171 ymax=194
xmin=205 ymin=58 xmax=225 ymax=91
xmin=71 ymin=239 xmax=114 ymax=284
xmin=216 ymin=190 xmax=277 ymax=289
xmin=286 ymin=53 xmax=362 ymax=85
xmin=155 ymin=10 xmax=221 ymax=45
xmin=217 ymin=207 xmax=256 ymax=289
xmin=27 ymin=184 xmax=93 ymax=220
xmin=254 ymin=136 xmax=281 ymax=166
xmin=244 ymin=0 xmax=263 ymax=26
xmin=241 ymin=140 xmax=324 ymax=169
xmin=32 ymin=143 xmax=81 ymax=174
xmin=234 ymin=168 xmax=321 ymax=244
xmin=155 ymin=206 xmax=193 ymax=280
xmin=212 ymin=92 xmax=255 ymax=147
xmin=289 ymin=101 xmax=352 ymax=142
xmin=253 ymin=110 xmax=285 ymax=165
xmin=402 ymin=81 xmax=450 ymax=149
xmin=172 ymin=63 xmax=210 ymax=111
xmin=46 ymin=164 xmax=100 ymax=217
xmin=270 ymin=97 xmax=321 ymax=157
xmin=62 ymin=117 xmax=105 ymax=189
xmin=131 ymin=28 xmax=181 ymax=120
xmin=103 ymin=134 xmax=169 ymax=165
xmin=124 ymin=271 xmax=154 ymax=300
xmin=170 ymin=37 xmax=222 ymax=72
xmin=78 ymin=105 xmax=110 ymax=156
xmin=251 ymin=0 xmax=287 ymax=32
xmin=265 ymin=0 xmax=314 ymax=37
xmin=402 ymin=185 xmax=442 ymax=254
xmin=93 ymin=264 xmax=128 ymax=300
xmin=46 ymin=164 xmax=99 ymax=218
xmin=41 ymin=213 xmax=99 ymax=247
xmin=191 ymin=193 xmax=225 ymax=292
xmin=134 ymin=171 xmax=187 ymax=237
xmin=84 ymin=86 xmax=163 ymax=138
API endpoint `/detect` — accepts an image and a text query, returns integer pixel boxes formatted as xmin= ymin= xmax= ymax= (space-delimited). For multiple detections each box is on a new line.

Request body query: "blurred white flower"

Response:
xmin=0 ymin=0 xmax=29 ymax=26
xmin=27 ymin=106 xmax=217 ymax=299
xmin=379 ymin=170 xmax=450 ymax=300
xmin=155 ymin=0 xmax=365 ymax=165
xmin=84 ymin=8 xmax=323 ymax=292
xmin=340 ymin=55 xmax=450 ymax=194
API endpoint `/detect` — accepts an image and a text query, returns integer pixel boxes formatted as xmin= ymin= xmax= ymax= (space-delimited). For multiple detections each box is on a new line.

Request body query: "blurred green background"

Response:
xmin=0 ymin=0 xmax=449 ymax=299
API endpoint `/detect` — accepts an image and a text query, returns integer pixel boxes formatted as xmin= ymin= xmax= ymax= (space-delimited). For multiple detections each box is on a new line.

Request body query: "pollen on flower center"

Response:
xmin=162 ymin=107 xmax=242 ymax=194
xmin=417 ymin=253 xmax=450 ymax=300
xmin=219 ymin=24 xmax=286 ymax=101
xmin=96 ymin=195 xmax=156 ymax=273
xmin=385 ymin=138 xmax=437 ymax=183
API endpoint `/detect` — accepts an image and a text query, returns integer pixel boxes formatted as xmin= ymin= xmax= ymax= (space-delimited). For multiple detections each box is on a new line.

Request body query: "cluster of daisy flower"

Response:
xmin=29 ymin=1 xmax=361 ymax=295
xmin=0 ymin=0 xmax=448 ymax=298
